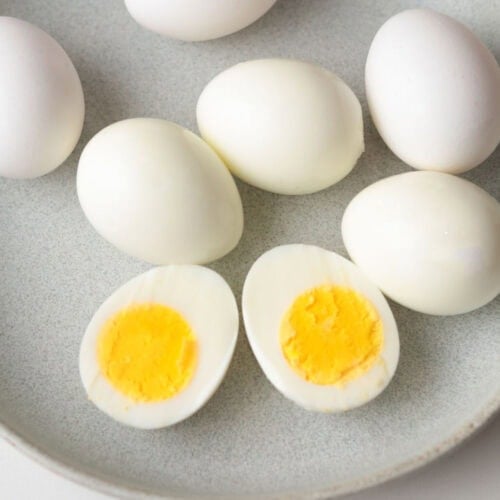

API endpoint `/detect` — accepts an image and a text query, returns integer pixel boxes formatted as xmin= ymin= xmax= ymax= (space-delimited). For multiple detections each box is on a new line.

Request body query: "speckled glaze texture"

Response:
xmin=0 ymin=0 xmax=499 ymax=498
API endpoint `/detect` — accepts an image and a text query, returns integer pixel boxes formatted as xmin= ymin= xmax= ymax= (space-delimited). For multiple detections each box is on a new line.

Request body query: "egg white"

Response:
xmin=342 ymin=171 xmax=500 ymax=315
xmin=365 ymin=9 xmax=500 ymax=173
xmin=0 ymin=17 xmax=84 ymax=179
xmin=197 ymin=59 xmax=364 ymax=195
xmin=77 ymin=118 xmax=243 ymax=266
xmin=242 ymin=244 xmax=399 ymax=412
xmin=80 ymin=265 xmax=238 ymax=429
xmin=124 ymin=0 xmax=277 ymax=42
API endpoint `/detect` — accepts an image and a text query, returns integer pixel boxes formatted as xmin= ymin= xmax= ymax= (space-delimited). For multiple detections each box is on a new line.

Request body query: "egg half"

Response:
xmin=242 ymin=244 xmax=399 ymax=412
xmin=79 ymin=265 xmax=238 ymax=429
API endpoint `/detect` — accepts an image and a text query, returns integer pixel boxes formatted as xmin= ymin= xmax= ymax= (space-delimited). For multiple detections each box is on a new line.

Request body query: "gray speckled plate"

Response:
xmin=0 ymin=0 xmax=499 ymax=498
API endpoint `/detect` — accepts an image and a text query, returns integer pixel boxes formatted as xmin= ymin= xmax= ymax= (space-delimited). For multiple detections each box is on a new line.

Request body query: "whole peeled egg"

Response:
xmin=243 ymin=244 xmax=399 ymax=412
xmin=80 ymin=265 xmax=238 ymax=428
xmin=197 ymin=59 xmax=364 ymax=195
xmin=365 ymin=9 xmax=500 ymax=174
xmin=342 ymin=172 xmax=500 ymax=315
xmin=124 ymin=0 xmax=277 ymax=42
xmin=0 ymin=17 xmax=84 ymax=179
xmin=77 ymin=118 xmax=243 ymax=265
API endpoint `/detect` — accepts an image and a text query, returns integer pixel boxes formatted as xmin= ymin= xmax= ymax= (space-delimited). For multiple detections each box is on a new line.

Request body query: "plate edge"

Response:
xmin=1 ymin=389 xmax=499 ymax=500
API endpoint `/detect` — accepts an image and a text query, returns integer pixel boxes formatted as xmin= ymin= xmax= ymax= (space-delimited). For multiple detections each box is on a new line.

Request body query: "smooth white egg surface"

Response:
xmin=0 ymin=17 xmax=84 ymax=179
xmin=77 ymin=118 xmax=243 ymax=265
xmin=242 ymin=244 xmax=399 ymax=412
xmin=342 ymin=171 xmax=500 ymax=316
xmin=79 ymin=265 xmax=238 ymax=429
xmin=366 ymin=8 xmax=500 ymax=174
xmin=124 ymin=0 xmax=277 ymax=42
xmin=197 ymin=59 xmax=364 ymax=195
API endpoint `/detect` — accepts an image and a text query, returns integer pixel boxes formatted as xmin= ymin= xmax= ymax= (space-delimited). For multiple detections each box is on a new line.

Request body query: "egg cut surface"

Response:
xmin=80 ymin=265 xmax=238 ymax=429
xmin=366 ymin=8 xmax=500 ymax=174
xmin=124 ymin=0 xmax=277 ymax=42
xmin=77 ymin=118 xmax=243 ymax=265
xmin=197 ymin=59 xmax=364 ymax=195
xmin=242 ymin=244 xmax=399 ymax=412
xmin=342 ymin=171 xmax=500 ymax=315
xmin=0 ymin=17 xmax=84 ymax=179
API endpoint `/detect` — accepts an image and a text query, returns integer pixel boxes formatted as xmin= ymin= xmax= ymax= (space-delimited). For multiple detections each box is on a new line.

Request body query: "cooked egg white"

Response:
xmin=342 ymin=171 xmax=500 ymax=315
xmin=197 ymin=59 xmax=364 ymax=195
xmin=0 ymin=17 xmax=84 ymax=179
xmin=124 ymin=0 xmax=277 ymax=42
xmin=77 ymin=118 xmax=243 ymax=265
xmin=365 ymin=9 xmax=500 ymax=173
xmin=242 ymin=244 xmax=399 ymax=412
xmin=79 ymin=265 xmax=238 ymax=429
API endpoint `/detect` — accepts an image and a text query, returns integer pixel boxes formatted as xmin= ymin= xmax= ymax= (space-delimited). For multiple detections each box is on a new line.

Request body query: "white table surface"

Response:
xmin=1 ymin=413 xmax=499 ymax=500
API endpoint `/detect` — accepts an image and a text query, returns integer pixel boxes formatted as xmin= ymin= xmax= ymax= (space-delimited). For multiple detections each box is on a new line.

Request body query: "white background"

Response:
xmin=1 ymin=414 xmax=499 ymax=500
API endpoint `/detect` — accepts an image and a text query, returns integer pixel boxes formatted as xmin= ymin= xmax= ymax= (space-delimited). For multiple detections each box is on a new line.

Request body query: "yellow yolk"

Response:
xmin=280 ymin=285 xmax=383 ymax=385
xmin=97 ymin=303 xmax=197 ymax=402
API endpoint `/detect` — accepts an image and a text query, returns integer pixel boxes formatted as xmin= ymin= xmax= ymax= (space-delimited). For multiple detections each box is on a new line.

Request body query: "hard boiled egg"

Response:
xmin=0 ymin=17 xmax=84 ymax=179
xmin=342 ymin=172 xmax=500 ymax=315
xmin=366 ymin=9 xmax=500 ymax=174
xmin=80 ymin=265 xmax=238 ymax=429
xmin=242 ymin=244 xmax=399 ymax=412
xmin=77 ymin=118 xmax=243 ymax=265
xmin=124 ymin=0 xmax=277 ymax=42
xmin=197 ymin=59 xmax=364 ymax=195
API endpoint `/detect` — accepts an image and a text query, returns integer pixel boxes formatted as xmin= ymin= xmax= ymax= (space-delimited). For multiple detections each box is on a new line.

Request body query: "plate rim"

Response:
xmin=1 ymin=388 xmax=499 ymax=499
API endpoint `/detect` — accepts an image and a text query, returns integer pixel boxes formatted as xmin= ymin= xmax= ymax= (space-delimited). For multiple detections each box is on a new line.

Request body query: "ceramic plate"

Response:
xmin=0 ymin=0 xmax=499 ymax=498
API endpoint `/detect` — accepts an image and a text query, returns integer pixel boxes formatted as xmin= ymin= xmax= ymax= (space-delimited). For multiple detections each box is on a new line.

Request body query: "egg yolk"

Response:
xmin=97 ymin=303 xmax=197 ymax=402
xmin=280 ymin=286 xmax=383 ymax=385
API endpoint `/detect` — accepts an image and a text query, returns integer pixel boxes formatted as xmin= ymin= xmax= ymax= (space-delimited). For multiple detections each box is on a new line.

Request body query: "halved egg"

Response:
xmin=242 ymin=244 xmax=399 ymax=412
xmin=79 ymin=265 xmax=238 ymax=429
